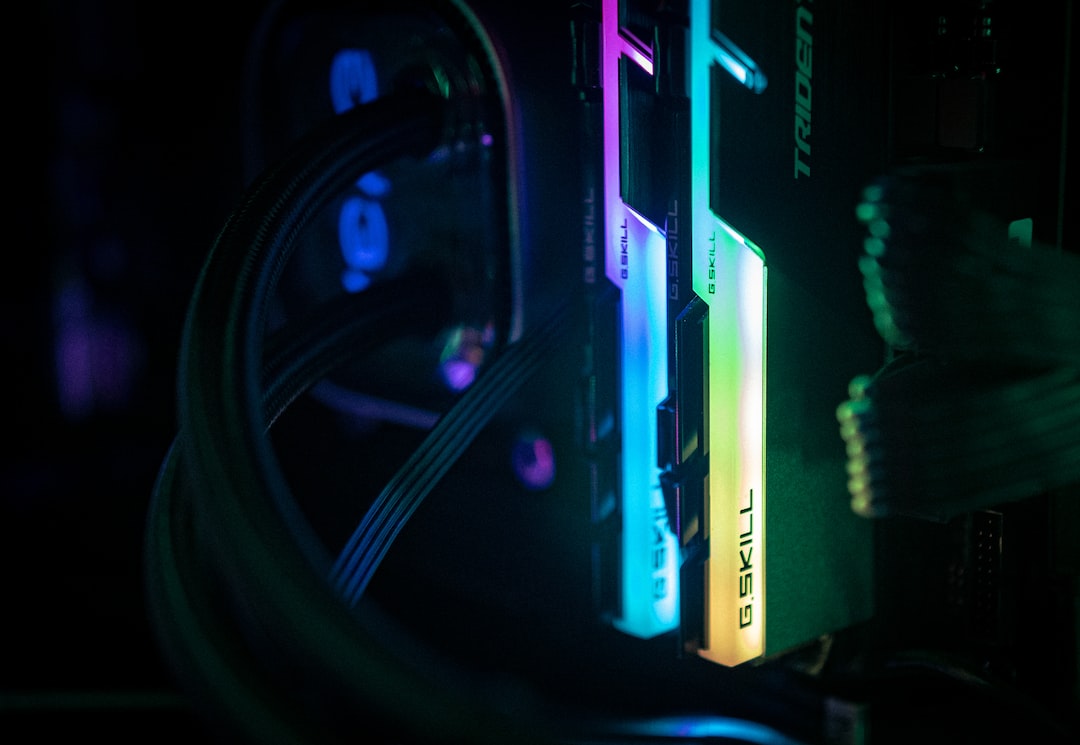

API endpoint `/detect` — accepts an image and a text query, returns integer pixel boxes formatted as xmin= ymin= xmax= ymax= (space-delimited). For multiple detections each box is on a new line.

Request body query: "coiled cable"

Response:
xmin=838 ymin=358 xmax=1080 ymax=520
xmin=840 ymin=167 xmax=1080 ymax=520
xmin=854 ymin=172 xmax=1080 ymax=367
xmin=146 ymin=273 xmax=451 ymax=744
xmin=153 ymin=83 xmax=575 ymax=744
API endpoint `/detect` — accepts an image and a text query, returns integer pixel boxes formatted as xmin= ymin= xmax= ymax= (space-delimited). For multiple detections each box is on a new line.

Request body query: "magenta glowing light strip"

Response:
xmin=617 ymin=27 xmax=655 ymax=76
xmin=601 ymin=0 xmax=679 ymax=638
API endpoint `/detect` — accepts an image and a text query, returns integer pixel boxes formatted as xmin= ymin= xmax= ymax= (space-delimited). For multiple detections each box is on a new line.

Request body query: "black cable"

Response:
xmin=330 ymin=299 xmax=570 ymax=604
xmin=854 ymin=175 xmax=1080 ymax=367
xmin=842 ymin=164 xmax=1080 ymax=520
xmin=260 ymin=272 xmax=450 ymax=427
xmin=177 ymin=83 xmax=448 ymax=574
xmin=873 ymin=649 xmax=1077 ymax=744
xmin=838 ymin=362 xmax=1080 ymax=520
xmin=146 ymin=275 xmax=452 ymax=744
xmin=163 ymin=75 xmax=581 ymax=745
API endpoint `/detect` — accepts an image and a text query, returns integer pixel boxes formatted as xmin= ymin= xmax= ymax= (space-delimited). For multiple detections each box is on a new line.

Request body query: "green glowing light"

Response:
xmin=689 ymin=0 xmax=767 ymax=667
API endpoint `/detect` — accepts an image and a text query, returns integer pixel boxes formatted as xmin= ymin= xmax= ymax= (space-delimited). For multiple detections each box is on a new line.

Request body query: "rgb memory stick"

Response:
xmin=584 ymin=0 xmax=766 ymax=666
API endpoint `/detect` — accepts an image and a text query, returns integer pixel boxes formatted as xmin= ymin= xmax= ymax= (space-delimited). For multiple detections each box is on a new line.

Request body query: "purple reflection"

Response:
xmin=53 ymin=278 xmax=143 ymax=420
xmin=511 ymin=432 xmax=556 ymax=491
xmin=440 ymin=358 xmax=477 ymax=392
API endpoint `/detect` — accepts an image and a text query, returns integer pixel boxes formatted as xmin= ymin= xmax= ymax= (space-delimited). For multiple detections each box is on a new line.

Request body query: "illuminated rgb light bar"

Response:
xmin=710 ymin=30 xmax=768 ymax=94
xmin=688 ymin=0 xmax=767 ymax=666
xmin=600 ymin=0 xmax=680 ymax=638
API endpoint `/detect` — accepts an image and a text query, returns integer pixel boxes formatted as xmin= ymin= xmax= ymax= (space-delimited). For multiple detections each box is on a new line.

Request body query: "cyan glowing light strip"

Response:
xmin=689 ymin=0 xmax=767 ymax=666
xmin=602 ymin=0 xmax=679 ymax=637
xmin=613 ymin=716 xmax=809 ymax=745
xmin=711 ymin=30 xmax=768 ymax=94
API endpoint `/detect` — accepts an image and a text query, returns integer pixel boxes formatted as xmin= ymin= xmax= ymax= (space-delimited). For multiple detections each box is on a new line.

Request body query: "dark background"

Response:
xmin=4 ymin=1 xmax=268 ymax=735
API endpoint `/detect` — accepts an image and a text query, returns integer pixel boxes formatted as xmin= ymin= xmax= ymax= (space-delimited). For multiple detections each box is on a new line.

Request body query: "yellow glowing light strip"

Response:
xmin=689 ymin=0 xmax=767 ymax=666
